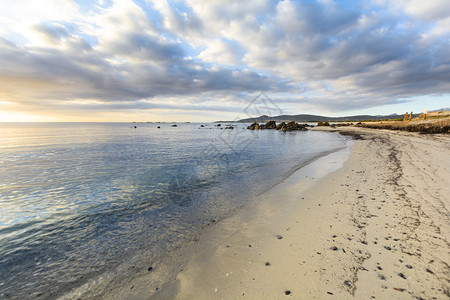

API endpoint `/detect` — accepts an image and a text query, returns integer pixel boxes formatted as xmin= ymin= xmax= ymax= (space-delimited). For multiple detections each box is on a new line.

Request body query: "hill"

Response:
xmin=233 ymin=113 xmax=420 ymax=123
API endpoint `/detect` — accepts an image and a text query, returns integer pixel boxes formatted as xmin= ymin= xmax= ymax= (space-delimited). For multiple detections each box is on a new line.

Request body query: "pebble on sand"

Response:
xmin=276 ymin=235 xmax=283 ymax=239
xmin=330 ymin=246 xmax=338 ymax=251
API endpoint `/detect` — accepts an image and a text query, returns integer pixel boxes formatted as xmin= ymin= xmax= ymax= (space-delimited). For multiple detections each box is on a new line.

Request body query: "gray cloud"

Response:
xmin=1 ymin=0 xmax=449 ymax=117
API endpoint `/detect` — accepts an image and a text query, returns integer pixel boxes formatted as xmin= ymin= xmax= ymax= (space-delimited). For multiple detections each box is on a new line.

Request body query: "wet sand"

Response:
xmin=112 ymin=127 xmax=450 ymax=299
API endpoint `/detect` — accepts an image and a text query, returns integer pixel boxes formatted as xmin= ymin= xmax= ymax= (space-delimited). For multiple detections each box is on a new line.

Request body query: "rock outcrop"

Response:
xmin=248 ymin=121 xmax=308 ymax=131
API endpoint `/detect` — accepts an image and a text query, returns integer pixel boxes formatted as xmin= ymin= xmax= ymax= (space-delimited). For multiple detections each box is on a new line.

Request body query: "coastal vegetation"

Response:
xmin=356 ymin=111 xmax=450 ymax=133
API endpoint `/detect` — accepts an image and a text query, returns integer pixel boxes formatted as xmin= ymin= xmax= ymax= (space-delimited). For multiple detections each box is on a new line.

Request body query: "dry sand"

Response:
xmin=114 ymin=127 xmax=450 ymax=300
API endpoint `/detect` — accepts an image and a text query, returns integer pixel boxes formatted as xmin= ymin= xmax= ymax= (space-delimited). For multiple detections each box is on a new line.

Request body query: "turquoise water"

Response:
xmin=0 ymin=122 xmax=349 ymax=299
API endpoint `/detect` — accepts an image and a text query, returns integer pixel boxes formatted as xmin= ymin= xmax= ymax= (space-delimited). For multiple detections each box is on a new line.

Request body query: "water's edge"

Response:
xmin=79 ymin=139 xmax=354 ymax=300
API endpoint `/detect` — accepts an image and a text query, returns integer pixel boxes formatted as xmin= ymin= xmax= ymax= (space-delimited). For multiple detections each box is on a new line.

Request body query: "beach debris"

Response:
xmin=405 ymin=264 xmax=413 ymax=269
xmin=327 ymin=291 xmax=334 ymax=295
xmin=284 ymin=290 xmax=291 ymax=295
xmin=265 ymin=262 xmax=271 ymax=266
xmin=330 ymin=246 xmax=338 ymax=251
xmin=276 ymin=235 xmax=283 ymax=239
xmin=394 ymin=287 xmax=406 ymax=292
xmin=398 ymin=273 xmax=406 ymax=279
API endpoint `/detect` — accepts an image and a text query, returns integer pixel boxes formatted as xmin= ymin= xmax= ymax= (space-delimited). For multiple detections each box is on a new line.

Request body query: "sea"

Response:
xmin=0 ymin=122 xmax=351 ymax=299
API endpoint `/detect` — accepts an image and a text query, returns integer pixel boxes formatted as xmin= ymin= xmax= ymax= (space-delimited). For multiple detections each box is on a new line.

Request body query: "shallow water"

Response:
xmin=0 ymin=122 xmax=349 ymax=299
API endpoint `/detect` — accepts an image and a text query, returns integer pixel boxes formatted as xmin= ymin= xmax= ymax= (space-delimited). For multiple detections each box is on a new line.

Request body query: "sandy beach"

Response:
xmin=110 ymin=127 xmax=449 ymax=300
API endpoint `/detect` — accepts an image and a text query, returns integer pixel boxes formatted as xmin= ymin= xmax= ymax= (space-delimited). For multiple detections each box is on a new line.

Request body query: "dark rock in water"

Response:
xmin=283 ymin=121 xmax=308 ymax=132
xmin=247 ymin=121 xmax=308 ymax=131
xmin=330 ymin=246 xmax=338 ymax=251
xmin=265 ymin=262 xmax=270 ymax=266
xmin=317 ymin=121 xmax=330 ymax=126
xmin=225 ymin=126 xmax=234 ymax=129
xmin=276 ymin=235 xmax=283 ymax=239
xmin=157 ymin=126 xmax=160 ymax=128
xmin=276 ymin=122 xmax=286 ymax=130
xmin=216 ymin=124 xmax=221 ymax=127
xmin=200 ymin=125 xmax=205 ymax=127
xmin=171 ymin=124 xmax=177 ymax=127
xmin=148 ymin=266 xmax=153 ymax=271
xmin=133 ymin=126 xmax=137 ymax=128
xmin=264 ymin=120 xmax=277 ymax=129
xmin=248 ymin=122 xmax=260 ymax=130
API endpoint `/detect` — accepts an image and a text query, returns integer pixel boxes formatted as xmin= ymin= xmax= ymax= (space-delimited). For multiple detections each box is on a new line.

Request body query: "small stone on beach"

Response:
xmin=265 ymin=262 xmax=270 ymax=266
xmin=378 ymin=274 xmax=386 ymax=280
xmin=148 ymin=266 xmax=153 ymax=271
xmin=330 ymin=246 xmax=338 ymax=251
xmin=276 ymin=235 xmax=283 ymax=239
xmin=285 ymin=290 xmax=291 ymax=295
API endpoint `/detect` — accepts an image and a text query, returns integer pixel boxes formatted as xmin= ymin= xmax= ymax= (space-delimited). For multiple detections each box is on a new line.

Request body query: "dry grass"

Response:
xmin=357 ymin=114 xmax=450 ymax=133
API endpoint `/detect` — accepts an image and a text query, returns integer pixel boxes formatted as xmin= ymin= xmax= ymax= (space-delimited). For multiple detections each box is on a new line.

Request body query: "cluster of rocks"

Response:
xmin=247 ymin=121 xmax=310 ymax=132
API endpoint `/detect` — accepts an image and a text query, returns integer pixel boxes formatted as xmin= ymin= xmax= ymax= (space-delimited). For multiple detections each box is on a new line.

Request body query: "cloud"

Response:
xmin=0 ymin=0 xmax=291 ymax=107
xmin=0 ymin=0 xmax=449 ymax=120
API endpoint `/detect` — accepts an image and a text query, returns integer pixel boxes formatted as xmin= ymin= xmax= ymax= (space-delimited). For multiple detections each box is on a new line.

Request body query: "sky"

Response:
xmin=0 ymin=0 xmax=449 ymax=122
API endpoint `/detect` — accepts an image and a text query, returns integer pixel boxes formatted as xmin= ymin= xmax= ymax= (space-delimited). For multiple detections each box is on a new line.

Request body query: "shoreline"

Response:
xmin=110 ymin=127 xmax=449 ymax=299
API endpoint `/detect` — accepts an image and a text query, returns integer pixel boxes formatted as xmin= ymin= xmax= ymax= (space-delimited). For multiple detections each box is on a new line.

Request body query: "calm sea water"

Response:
xmin=0 ymin=122 xmax=349 ymax=299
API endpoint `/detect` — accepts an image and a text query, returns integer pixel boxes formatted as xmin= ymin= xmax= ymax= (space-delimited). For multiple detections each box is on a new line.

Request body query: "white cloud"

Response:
xmin=1 ymin=0 xmax=450 ymax=118
xmin=198 ymin=39 xmax=242 ymax=65
xmin=0 ymin=0 xmax=79 ymax=45
xmin=395 ymin=0 xmax=450 ymax=21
